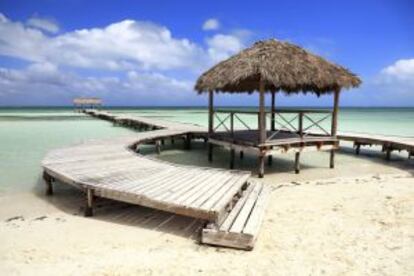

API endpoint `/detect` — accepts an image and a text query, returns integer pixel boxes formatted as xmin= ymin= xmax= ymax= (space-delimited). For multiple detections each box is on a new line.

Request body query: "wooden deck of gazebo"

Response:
xmin=207 ymin=107 xmax=339 ymax=177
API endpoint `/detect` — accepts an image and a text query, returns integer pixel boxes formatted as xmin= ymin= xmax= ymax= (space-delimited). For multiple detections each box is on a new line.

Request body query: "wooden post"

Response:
xmin=271 ymin=91 xmax=276 ymax=131
xmin=386 ymin=148 xmax=391 ymax=161
xmin=43 ymin=171 xmax=53 ymax=196
xmin=240 ymin=151 xmax=244 ymax=159
xmin=155 ymin=140 xmax=161 ymax=154
xmin=185 ymin=133 xmax=191 ymax=150
xmin=258 ymin=79 xmax=267 ymax=177
xmin=208 ymin=90 xmax=214 ymax=162
xmin=208 ymin=144 xmax=213 ymax=162
xmin=230 ymin=149 xmax=235 ymax=169
xmin=85 ymin=188 xmax=94 ymax=217
xmin=267 ymin=155 xmax=272 ymax=166
xmin=298 ymin=112 xmax=304 ymax=137
xmin=295 ymin=152 xmax=300 ymax=174
xmin=259 ymin=79 xmax=266 ymax=144
xmin=230 ymin=112 xmax=234 ymax=137
xmin=330 ymin=88 xmax=340 ymax=169
xmin=258 ymin=154 xmax=265 ymax=178
xmin=355 ymin=142 xmax=361 ymax=155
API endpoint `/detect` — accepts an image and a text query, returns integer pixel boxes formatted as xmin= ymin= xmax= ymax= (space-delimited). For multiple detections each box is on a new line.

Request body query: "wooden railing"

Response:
xmin=212 ymin=109 xmax=333 ymax=140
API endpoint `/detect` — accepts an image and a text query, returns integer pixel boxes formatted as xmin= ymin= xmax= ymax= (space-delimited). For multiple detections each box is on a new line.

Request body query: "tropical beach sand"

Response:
xmin=1 ymin=143 xmax=413 ymax=275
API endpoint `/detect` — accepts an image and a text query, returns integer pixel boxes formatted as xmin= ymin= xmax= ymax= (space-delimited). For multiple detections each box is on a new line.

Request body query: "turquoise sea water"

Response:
xmin=0 ymin=107 xmax=413 ymax=193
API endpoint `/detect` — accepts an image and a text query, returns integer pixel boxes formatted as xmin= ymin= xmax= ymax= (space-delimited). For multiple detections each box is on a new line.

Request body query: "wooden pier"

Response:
xmin=338 ymin=132 xmax=414 ymax=160
xmin=42 ymin=110 xmax=271 ymax=250
xmin=42 ymin=109 xmax=412 ymax=249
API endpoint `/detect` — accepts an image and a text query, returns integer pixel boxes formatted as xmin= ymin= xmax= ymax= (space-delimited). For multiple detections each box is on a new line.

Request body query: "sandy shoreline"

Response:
xmin=1 ymin=141 xmax=413 ymax=275
xmin=1 ymin=167 xmax=413 ymax=275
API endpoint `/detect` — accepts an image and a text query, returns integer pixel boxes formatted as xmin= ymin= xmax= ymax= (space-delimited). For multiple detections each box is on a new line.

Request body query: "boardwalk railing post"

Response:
xmin=230 ymin=112 xmax=234 ymax=137
xmin=298 ymin=112 xmax=303 ymax=137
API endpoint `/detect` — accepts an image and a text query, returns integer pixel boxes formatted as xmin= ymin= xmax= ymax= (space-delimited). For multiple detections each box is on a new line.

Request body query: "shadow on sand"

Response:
xmin=33 ymin=140 xmax=412 ymax=241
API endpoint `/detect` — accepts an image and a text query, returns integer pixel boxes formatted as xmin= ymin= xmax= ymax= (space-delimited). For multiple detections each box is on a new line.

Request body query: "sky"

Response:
xmin=0 ymin=0 xmax=413 ymax=107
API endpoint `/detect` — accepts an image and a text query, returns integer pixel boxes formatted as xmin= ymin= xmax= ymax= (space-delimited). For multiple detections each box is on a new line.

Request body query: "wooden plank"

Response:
xmin=229 ymin=183 xmax=263 ymax=233
xmin=219 ymin=183 xmax=256 ymax=231
xmin=242 ymin=184 xmax=271 ymax=236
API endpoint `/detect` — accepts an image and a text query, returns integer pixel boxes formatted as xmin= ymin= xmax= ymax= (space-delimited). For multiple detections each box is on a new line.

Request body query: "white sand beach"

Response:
xmin=1 ymin=147 xmax=413 ymax=275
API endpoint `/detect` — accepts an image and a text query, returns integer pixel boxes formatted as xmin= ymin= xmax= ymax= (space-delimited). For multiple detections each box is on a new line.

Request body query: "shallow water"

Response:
xmin=0 ymin=107 xmax=413 ymax=193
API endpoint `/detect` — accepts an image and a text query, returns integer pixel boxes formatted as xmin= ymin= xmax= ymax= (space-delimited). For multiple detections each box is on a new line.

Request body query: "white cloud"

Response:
xmin=360 ymin=58 xmax=414 ymax=105
xmin=0 ymin=14 xmax=207 ymax=71
xmin=27 ymin=16 xmax=59 ymax=33
xmin=207 ymin=34 xmax=244 ymax=63
xmin=0 ymin=64 xmax=194 ymax=104
xmin=381 ymin=58 xmax=414 ymax=81
xmin=202 ymin=18 xmax=220 ymax=31
xmin=0 ymin=13 xmax=253 ymax=105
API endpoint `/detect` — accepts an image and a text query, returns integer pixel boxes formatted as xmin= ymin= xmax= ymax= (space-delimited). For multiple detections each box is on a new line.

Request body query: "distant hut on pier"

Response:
xmin=73 ymin=97 xmax=102 ymax=111
xmin=195 ymin=39 xmax=361 ymax=177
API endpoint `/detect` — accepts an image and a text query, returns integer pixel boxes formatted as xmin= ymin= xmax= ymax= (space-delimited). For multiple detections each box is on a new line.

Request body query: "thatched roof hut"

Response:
xmin=195 ymin=39 xmax=362 ymax=177
xmin=195 ymin=39 xmax=361 ymax=95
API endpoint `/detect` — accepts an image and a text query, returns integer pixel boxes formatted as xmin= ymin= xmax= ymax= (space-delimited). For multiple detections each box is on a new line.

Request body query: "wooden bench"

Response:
xmin=201 ymin=180 xmax=271 ymax=250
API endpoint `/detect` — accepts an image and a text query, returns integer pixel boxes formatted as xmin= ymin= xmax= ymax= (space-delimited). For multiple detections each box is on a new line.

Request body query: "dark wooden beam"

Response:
xmin=208 ymin=90 xmax=214 ymax=162
xmin=208 ymin=90 xmax=214 ymax=136
xmin=295 ymin=152 xmax=300 ymax=174
xmin=259 ymin=79 xmax=266 ymax=145
xmin=258 ymin=154 xmax=265 ymax=178
xmin=85 ymin=188 xmax=94 ymax=217
xmin=271 ymin=91 xmax=276 ymax=131
xmin=230 ymin=149 xmax=235 ymax=169
xmin=258 ymin=79 xmax=267 ymax=177
xmin=330 ymin=88 xmax=340 ymax=169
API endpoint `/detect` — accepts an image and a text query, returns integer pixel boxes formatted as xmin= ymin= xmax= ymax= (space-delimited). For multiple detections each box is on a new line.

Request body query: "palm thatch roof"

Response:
xmin=195 ymin=39 xmax=361 ymax=95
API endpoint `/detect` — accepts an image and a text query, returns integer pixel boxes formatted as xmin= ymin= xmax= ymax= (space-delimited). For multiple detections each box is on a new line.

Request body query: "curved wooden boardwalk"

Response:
xmin=42 ymin=109 xmax=411 ymax=249
xmin=42 ymin=110 xmax=271 ymax=250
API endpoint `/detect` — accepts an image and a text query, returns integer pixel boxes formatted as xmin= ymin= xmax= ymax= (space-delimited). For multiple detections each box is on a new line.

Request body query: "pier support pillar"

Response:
xmin=267 ymin=155 xmax=273 ymax=166
xmin=85 ymin=188 xmax=94 ymax=217
xmin=329 ymin=150 xmax=335 ymax=169
xmin=355 ymin=143 xmax=361 ymax=155
xmin=295 ymin=152 xmax=301 ymax=174
xmin=43 ymin=171 xmax=53 ymax=196
xmin=185 ymin=134 xmax=192 ymax=150
xmin=240 ymin=151 xmax=244 ymax=160
xmin=230 ymin=149 xmax=235 ymax=169
xmin=386 ymin=148 xmax=392 ymax=161
xmin=155 ymin=140 xmax=161 ymax=154
xmin=208 ymin=143 xmax=213 ymax=162
xmin=258 ymin=154 xmax=265 ymax=178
